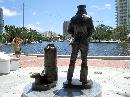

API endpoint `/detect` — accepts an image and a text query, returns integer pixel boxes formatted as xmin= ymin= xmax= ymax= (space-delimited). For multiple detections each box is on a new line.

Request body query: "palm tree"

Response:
xmin=2 ymin=33 xmax=10 ymax=43
xmin=4 ymin=25 xmax=47 ymax=44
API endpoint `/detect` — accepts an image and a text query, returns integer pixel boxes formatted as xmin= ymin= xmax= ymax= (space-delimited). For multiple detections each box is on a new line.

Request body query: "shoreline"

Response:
xmin=26 ymin=54 xmax=130 ymax=60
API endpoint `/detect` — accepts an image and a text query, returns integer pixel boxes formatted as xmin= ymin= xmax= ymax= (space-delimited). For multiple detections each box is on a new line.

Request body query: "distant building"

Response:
xmin=115 ymin=0 xmax=130 ymax=29
xmin=63 ymin=21 xmax=70 ymax=35
xmin=63 ymin=21 xmax=71 ymax=39
xmin=0 ymin=8 xmax=4 ymax=34
xmin=42 ymin=31 xmax=57 ymax=38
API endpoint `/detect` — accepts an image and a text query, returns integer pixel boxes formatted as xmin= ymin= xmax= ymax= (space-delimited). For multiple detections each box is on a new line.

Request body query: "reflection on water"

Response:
xmin=0 ymin=42 xmax=130 ymax=56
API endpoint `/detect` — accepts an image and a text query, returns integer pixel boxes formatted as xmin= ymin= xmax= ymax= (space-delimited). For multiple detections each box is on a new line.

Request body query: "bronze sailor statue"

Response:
xmin=64 ymin=5 xmax=94 ymax=88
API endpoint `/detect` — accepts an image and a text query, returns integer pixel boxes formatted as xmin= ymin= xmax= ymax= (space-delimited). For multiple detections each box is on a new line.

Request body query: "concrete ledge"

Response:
xmin=10 ymin=57 xmax=20 ymax=61
xmin=87 ymin=56 xmax=130 ymax=60
xmin=27 ymin=54 xmax=44 ymax=57
xmin=27 ymin=54 xmax=130 ymax=60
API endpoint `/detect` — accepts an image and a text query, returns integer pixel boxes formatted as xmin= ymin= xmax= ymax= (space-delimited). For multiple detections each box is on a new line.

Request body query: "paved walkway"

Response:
xmin=19 ymin=55 xmax=130 ymax=69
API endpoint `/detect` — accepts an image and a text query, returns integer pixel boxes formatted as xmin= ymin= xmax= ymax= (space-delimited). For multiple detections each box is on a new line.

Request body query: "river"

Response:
xmin=0 ymin=42 xmax=130 ymax=56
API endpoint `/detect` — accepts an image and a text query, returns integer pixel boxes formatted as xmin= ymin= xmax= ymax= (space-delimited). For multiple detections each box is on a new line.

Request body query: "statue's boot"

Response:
xmin=30 ymin=73 xmax=41 ymax=78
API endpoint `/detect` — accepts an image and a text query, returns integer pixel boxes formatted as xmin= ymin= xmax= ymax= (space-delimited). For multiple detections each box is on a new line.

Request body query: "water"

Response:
xmin=0 ymin=41 xmax=130 ymax=56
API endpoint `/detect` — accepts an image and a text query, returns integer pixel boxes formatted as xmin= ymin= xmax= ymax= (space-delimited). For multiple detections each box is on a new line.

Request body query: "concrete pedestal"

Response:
xmin=32 ymin=81 xmax=57 ymax=91
xmin=22 ymin=80 xmax=102 ymax=97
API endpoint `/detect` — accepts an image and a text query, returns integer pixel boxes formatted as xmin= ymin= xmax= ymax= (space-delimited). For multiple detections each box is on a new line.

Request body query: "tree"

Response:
xmin=3 ymin=25 xmax=45 ymax=44
xmin=92 ymin=24 xmax=113 ymax=42
xmin=4 ymin=25 xmax=16 ymax=42
xmin=113 ymin=25 xmax=129 ymax=41
xmin=2 ymin=33 xmax=10 ymax=43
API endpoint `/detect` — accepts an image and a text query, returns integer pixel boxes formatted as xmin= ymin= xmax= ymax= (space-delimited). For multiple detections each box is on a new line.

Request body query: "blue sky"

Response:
xmin=0 ymin=0 xmax=116 ymax=34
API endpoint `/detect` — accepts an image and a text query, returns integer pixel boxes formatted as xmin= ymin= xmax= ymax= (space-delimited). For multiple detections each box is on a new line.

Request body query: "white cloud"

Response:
xmin=2 ymin=6 xmax=18 ymax=16
xmin=91 ymin=4 xmax=111 ymax=10
xmin=105 ymin=4 xmax=111 ymax=9
xmin=26 ymin=24 xmax=43 ymax=32
xmin=32 ymin=12 xmax=36 ymax=16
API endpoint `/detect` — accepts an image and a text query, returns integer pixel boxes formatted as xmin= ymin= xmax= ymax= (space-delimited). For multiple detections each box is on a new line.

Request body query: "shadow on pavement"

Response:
xmin=53 ymin=88 xmax=83 ymax=97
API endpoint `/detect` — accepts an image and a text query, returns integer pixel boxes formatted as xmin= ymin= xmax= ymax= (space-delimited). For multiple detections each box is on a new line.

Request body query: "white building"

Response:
xmin=115 ymin=0 xmax=130 ymax=29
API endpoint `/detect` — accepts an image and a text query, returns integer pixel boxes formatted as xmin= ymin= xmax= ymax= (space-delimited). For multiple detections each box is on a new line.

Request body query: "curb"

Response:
xmin=27 ymin=54 xmax=130 ymax=60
